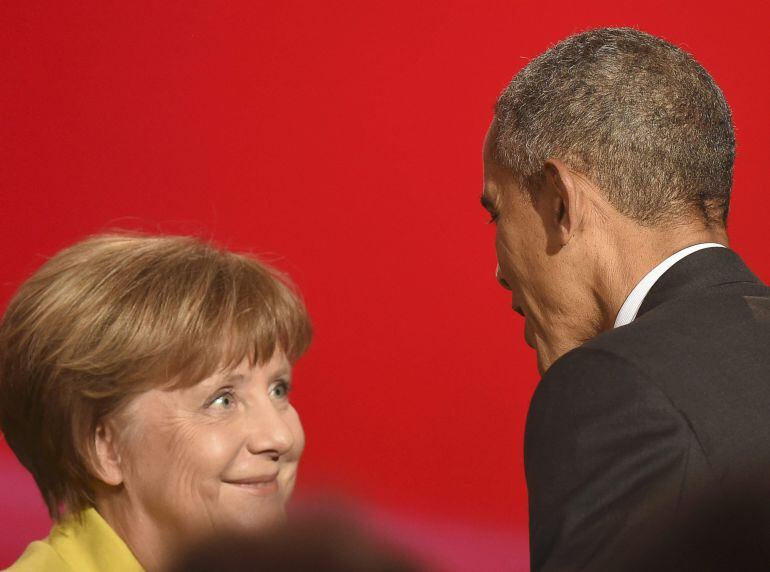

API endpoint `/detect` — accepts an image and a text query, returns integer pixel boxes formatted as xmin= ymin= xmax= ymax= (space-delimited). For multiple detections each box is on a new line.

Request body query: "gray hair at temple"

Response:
xmin=493 ymin=27 xmax=735 ymax=226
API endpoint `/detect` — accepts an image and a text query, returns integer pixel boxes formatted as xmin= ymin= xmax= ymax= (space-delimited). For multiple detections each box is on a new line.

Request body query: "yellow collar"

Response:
xmin=46 ymin=507 xmax=144 ymax=572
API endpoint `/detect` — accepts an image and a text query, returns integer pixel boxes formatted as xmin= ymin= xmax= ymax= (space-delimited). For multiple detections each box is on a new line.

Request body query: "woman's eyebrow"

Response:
xmin=221 ymin=372 xmax=245 ymax=384
xmin=272 ymin=367 xmax=292 ymax=379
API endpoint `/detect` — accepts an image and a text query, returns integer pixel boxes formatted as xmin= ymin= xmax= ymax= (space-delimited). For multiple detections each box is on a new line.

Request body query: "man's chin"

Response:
xmin=523 ymin=321 xmax=535 ymax=349
xmin=524 ymin=332 xmax=549 ymax=374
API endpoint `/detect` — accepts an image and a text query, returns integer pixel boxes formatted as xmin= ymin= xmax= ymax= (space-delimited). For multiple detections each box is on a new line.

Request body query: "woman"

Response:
xmin=0 ymin=233 xmax=312 ymax=571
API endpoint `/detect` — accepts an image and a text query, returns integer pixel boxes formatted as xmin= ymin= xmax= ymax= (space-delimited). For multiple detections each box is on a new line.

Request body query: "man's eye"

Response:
xmin=270 ymin=380 xmax=292 ymax=400
xmin=209 ymin=391 xmax=236 ymax=409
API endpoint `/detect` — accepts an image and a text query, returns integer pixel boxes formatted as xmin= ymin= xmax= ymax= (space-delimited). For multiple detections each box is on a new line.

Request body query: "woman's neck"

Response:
xmin=95 ymin=489 xmax=175 ymax=572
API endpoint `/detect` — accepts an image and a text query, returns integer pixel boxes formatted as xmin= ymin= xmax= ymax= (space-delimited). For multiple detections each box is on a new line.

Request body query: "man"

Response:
xmin=481 ymin=28 xmax=770 ymax=570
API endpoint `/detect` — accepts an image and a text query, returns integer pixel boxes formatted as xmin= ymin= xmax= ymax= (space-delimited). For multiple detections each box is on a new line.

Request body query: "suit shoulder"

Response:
xmin=583 ymin=283 xmax=770 ymax=365
xmin=538 ymin=345 xmax=649 ymax=397
xmin=576 ymin=286 xmax=770 ymax=395
xmin=530 ymin=346 xmax=679 ymax=439
xmin=543 ymin=345 xmax=638 ymax=379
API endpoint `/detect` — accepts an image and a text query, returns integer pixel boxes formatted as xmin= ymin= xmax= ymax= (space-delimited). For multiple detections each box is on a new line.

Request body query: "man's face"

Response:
xmin=481 ymin=122 xmax=562 ymax=371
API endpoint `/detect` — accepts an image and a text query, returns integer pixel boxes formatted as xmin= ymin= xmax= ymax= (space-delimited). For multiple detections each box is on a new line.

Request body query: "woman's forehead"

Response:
xmin=206 ymin=351 xmax=292 ymax=385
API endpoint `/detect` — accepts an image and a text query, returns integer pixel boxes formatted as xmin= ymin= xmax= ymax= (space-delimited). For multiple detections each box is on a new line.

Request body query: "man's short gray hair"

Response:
xmin=494 ymin=27 xmax=734 ymax=226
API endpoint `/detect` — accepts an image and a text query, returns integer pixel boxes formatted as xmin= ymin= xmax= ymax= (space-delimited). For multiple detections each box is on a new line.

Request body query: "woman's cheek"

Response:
xmin=288 ymin=406 xmax=306 ymax=462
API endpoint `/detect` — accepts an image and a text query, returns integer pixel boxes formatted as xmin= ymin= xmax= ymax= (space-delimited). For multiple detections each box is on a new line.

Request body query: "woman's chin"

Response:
xmin=218 ymin=500 xmax=287 ymax=533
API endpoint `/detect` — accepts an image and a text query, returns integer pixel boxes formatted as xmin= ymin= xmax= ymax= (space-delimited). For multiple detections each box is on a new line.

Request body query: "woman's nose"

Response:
xmin=245 ymin=402 xmax=295 ymax=458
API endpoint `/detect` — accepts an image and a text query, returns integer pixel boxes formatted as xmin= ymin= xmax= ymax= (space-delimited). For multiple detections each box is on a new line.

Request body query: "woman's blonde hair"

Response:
xmin=0 ymin=233 xmax=312 ymax=520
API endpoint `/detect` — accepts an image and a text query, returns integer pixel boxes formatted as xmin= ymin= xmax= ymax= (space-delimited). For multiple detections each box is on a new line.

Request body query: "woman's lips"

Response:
xmin=223 ymin=474 xmax=279 ymax=495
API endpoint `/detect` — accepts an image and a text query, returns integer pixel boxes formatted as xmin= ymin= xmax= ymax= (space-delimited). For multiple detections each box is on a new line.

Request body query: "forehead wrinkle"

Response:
xmin=221 ymin=372 xmax=246 ymax=385
xmin=263 ymin=351 xmax=291 ymax=374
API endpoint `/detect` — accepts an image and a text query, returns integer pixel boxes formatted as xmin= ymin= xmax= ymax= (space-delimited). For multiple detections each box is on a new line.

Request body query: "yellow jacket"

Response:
xmin=3 ymin=507 xmax=144 ymax=571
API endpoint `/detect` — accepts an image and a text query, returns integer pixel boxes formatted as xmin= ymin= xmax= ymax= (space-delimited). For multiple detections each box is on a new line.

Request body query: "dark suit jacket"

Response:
xmin=525 ymin=247 xmax=770 ymax=571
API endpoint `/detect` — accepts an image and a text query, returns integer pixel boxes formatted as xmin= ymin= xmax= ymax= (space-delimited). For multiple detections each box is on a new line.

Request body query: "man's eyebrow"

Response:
xmin=480 ymin=192 xmax=496 ymax=213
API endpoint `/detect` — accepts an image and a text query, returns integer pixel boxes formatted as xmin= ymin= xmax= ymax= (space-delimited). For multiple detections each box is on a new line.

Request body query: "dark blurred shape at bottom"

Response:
xmin=611 ymin=477 xmax=770 ymax=572
xmin=168 ymin=514 xmax=426 ymax=572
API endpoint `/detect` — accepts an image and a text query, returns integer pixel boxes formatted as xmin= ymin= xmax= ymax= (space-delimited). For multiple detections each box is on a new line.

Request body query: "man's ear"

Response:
xmin=542 ymin=158 xmax=585 ymax=246
xmin=91 ymin=420 xmax=124 ymax=487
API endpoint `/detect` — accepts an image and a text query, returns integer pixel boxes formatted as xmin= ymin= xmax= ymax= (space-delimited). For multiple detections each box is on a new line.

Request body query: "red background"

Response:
xmin=1 ymin=1 xmax=769 ymax=569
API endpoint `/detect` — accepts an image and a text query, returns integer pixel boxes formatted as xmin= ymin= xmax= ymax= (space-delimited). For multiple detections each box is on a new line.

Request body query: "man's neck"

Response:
xmin=596 ymin=222 xmax=729 ymax=332
xmin=536 ymin=216 xmax=728 ymax=373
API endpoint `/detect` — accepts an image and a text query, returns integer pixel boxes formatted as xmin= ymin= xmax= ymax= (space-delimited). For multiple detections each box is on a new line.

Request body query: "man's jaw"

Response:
xmin=514 ymin=304 xmax=537 ymax=349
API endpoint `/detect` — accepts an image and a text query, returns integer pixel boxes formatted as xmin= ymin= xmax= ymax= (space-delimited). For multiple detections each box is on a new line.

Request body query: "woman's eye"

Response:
xmin=270 ymin=380 xmax=292 ymax=400
xmin=209 ymin=391 xmax=236 ymax=409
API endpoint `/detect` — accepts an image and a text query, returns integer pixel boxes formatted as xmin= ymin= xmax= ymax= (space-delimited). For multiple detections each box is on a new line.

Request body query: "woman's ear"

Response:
xmin=542 ymin=158 xmax=586 ymax=246
xmin=92 ymin=420 xmax=124 ymax=487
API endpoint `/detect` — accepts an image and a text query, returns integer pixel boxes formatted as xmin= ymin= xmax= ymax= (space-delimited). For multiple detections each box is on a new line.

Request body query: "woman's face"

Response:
xmin=112 ymin=351 xmax=305 ymax=540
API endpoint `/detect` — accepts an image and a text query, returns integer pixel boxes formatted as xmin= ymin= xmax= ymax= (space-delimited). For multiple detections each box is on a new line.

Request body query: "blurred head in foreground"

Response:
xmin=0 ymin=233 xmax=312 ymax=570
xmin=613 ymin=480 xmax=770 ymax=571
xmin=169 ymin=516 xmax=425 ymax=572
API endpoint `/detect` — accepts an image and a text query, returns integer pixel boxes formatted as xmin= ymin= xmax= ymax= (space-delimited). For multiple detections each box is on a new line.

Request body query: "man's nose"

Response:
xmin=496 ymin=264 xmax=512 ymax=291
xmin=245 ymin=401 xmax=295 ymax=459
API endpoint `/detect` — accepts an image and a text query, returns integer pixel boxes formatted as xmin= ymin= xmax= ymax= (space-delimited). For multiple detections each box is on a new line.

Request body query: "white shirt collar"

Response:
xmin=613 ymin=243 xmax=726 ymax=328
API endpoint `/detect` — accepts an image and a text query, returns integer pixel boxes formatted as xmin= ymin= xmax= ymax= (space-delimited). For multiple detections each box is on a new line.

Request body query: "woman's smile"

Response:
xmin=222 ymin=473 xmax=281 ymax=496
